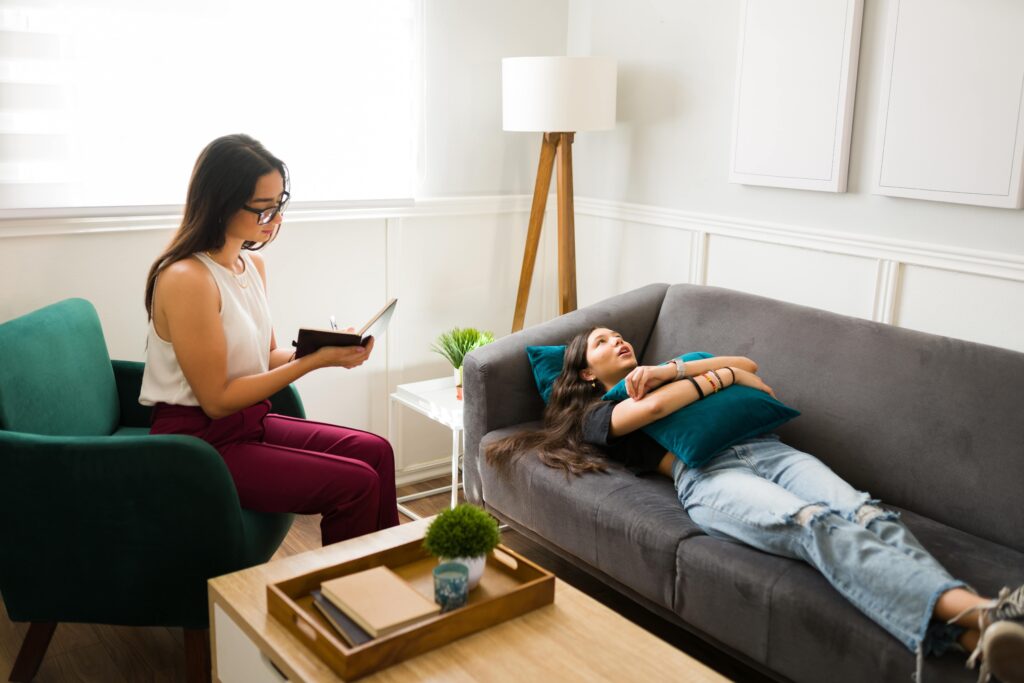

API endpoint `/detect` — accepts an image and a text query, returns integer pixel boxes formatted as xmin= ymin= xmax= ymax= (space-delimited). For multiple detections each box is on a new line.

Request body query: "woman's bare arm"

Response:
xmin=610 ymin=366 xmax=774 ymax=437
xmin=155 ymin=258 xmax=371 ymax=419
xmin=623 ymin=355 xmax=760 ymax=401
xmin=683 ymin=355 xmax=758 ymax=376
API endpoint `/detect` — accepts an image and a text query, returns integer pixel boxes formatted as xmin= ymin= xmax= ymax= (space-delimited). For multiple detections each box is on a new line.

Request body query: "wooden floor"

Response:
xmin=0 ymin=476 xmax=770 ymax=682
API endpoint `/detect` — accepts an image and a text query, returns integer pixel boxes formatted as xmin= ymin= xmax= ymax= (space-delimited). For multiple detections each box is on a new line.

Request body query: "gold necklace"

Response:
xmin=205 ymin=251 xmax=248 ymax=288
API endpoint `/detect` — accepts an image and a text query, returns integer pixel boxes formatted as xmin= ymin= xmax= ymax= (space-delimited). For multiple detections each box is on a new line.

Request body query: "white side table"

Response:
xmin=389 ymin=376 xmax=464 ymax=519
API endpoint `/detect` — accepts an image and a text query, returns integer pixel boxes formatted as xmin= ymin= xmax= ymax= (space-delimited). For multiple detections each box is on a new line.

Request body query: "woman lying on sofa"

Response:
xmin=487 ymin=326 xmax=1023 ymax=683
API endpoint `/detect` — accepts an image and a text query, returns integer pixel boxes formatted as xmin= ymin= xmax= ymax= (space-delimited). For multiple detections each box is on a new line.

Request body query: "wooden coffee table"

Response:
xmin=208 ymin=518 xmax=728 ymax=682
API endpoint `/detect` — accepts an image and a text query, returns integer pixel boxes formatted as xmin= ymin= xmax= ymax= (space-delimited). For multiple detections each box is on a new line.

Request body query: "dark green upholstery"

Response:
xmin=0 ymin=298 xmax=119 ymax=436
xmin=0 ymin=298 xmax=300 ymax=630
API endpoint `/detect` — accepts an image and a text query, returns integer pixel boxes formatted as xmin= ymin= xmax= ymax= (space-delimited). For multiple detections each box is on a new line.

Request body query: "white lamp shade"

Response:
xmin=502 ymin=56 xmax=617 ymax=132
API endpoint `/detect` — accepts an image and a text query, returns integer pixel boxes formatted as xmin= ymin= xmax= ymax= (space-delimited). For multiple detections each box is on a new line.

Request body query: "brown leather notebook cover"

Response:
xmin=292 ymin=299 xmax=397 ymax=358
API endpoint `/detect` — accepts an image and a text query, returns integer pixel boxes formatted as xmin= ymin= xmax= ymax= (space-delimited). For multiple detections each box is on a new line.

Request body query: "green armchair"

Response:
xmin=0 ymin=298 xmax=302 ymax=682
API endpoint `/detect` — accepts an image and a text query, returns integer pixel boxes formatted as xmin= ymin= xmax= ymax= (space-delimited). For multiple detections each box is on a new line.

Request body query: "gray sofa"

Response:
xmin=462 ymin=283 xmax=1024 ymax=683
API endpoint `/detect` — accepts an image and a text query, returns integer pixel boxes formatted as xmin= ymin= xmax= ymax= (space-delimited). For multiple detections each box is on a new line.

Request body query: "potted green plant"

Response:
xmin=430 ymin=327 xmax=495 ymax=399
xmin=423 ymin=503 xmax=501 ymax=590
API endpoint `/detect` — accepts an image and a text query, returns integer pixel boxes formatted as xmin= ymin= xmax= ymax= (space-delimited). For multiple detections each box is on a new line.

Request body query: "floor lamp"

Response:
xmin=502 ymin=57 xmax=617 ymax=332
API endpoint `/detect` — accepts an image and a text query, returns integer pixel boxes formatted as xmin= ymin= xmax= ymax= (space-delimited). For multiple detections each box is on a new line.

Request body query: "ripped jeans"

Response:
xmin=673 ymin=434 xmax=968 ymax=655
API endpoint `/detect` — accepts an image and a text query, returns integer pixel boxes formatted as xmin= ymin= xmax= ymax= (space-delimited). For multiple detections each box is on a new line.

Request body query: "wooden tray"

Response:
xmin=267 ymin=541 xmax=555 ymax=680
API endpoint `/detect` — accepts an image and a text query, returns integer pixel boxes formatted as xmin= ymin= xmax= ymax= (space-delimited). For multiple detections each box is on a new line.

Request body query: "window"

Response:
xmin=0 ymin=0 xmax=417 ymax=214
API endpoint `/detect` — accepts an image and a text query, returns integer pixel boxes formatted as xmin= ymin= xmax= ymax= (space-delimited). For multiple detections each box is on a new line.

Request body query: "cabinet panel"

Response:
xmin=874 ymin=0 xmax=1024 ymax=208
xmin=730 ymin=0 xmax=863 ymax=192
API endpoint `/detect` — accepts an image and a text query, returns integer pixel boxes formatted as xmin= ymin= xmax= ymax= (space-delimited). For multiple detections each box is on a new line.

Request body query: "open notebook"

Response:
xmin=292 ymin=298 xmax=397 ymax=358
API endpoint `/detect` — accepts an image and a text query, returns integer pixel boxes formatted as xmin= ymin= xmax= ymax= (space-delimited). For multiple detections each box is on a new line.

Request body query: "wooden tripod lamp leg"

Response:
xmin=555 ymin=132 xmax=577 ymax=314
xmin=512 ymin=133 xmax=559 ymax=333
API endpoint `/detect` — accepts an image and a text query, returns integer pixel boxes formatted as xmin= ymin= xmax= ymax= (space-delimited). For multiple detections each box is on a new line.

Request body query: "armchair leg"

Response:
xmin=183 ymin=628 xmax=211 ymax=683
xmin=9 ymin=622 xmax=57 ymax=682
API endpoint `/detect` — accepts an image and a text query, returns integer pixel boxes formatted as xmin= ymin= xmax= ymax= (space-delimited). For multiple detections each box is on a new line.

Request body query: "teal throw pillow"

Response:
xmin=603 ymin=353 xmax=800 ymax=468
xmin=526 ymin=345 xmax=567 ymax=404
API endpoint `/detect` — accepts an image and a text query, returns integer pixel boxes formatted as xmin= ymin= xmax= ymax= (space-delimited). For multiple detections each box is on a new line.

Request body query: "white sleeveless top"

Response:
xmin=139 ymin=251 xmax=273 ymax=407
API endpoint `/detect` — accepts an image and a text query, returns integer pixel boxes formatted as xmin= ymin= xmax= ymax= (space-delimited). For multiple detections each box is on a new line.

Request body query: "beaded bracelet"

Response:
xmin=703 ymin=371 xmax=719 ymax=393
xmin=686 ymin=376 xmax=705 ymax=399
xmin=724 ymin=367 xmax=735 ymax=384
xmin=711 ymin=369 xmax=725 ymax=390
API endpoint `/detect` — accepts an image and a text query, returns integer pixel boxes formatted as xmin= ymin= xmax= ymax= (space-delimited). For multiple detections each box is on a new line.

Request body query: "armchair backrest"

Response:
xmin=0 ymin=298 xmax=119 ymax=436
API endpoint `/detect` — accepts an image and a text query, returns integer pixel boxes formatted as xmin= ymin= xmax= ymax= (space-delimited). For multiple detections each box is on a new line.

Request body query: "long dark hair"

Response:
xmin=485 ymin=327 xmax=610 ymax=476
xmin=144 ymin=134 xmax=289 ymax=318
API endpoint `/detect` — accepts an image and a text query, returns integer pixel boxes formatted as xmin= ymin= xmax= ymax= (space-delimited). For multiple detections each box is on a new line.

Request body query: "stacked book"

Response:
xmin=312 ymin=566 xmax=441 ymax=646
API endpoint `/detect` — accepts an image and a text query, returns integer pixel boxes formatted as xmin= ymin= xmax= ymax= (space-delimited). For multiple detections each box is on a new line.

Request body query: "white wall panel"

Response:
xmin=705 ymin=234 xmax=877 ymax=319
xmin=874 ymin=0 xmax=1024 ymax=208
xmin=0 ymin=207 xmax=543 ymax=479
xmin=387 ymin=210 xmax=542 ymax=470
xmin=575 ymin=214 xmax=693 ymax=309
xmin=0 ymin=228 xmax=174 ymax=361
xmin=261 ymin=218 xmax=389 ymax=436
xmin=4 ymin=197 xmax=1023 ymax=483
xmin=896 ymin=266 xmax=1024 ymax=352
xmin=730 ymin=0 xmax=862 ymax=192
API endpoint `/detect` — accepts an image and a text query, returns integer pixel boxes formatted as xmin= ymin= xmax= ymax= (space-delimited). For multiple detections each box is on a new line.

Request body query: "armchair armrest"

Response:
xmin=268 ymin=383 xmax=306 ymax=419
xmin=113 ymin=359 xmax=306 ymax=426
xmin=112 ymin=360 xmax=151 ymax=427
xmin=0 ymin=429 xmax=250 ymax=627
xmin=462 ymin=283 xmax=669 ymax=504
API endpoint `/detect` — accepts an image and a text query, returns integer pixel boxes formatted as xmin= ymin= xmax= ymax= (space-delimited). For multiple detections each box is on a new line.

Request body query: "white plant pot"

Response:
xmin=442 ymin=554 xmax=486 ymax=590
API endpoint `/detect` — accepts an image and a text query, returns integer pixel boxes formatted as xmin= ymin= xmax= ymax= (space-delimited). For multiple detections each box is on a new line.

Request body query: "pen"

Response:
xmin=329 ymin=316 xmax=338 ymax=330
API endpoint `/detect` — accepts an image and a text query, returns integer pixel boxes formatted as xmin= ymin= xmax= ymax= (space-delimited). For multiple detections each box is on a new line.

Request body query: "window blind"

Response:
xmin=0 ymin=0 xmax=417 ymax=214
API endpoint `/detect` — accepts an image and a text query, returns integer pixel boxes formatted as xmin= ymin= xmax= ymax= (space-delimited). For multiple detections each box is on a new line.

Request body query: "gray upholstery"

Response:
xmin=642 ymin=284 xmax=1024 ymax=552
xmin=463 ymin=283 xmax=1024 ymax=683
xmin=463 ymin=283 xmax=669 ymax=502
xmin=481 ymin=423 xmax=704 ymax=609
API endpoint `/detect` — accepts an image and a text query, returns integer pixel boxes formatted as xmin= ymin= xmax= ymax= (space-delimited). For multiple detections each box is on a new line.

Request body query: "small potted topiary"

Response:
xmin=423 ymin=503 xmax=501 ymax=590
xmin=430 ymin=327 xmax=495 ymax=399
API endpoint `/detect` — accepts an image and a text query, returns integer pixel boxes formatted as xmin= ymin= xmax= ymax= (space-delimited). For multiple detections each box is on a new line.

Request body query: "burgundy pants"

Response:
xmin=151 ymin=400 xmax=399 ymax=545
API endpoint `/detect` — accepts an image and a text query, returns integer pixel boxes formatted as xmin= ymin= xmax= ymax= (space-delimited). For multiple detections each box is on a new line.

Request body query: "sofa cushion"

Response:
xmin=0 ymin=298 xmax=119 ymax=436
xmin=674 ymin=506 xmax=1024 ymax=683
xmin=481 ymin=422 xmax=704 ymax=609
xmin=525 ymin=345 xmax=567 ymax=404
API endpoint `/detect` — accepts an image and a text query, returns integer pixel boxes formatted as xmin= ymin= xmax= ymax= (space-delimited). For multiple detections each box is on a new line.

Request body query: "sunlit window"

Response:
xmin=0 ymin=0 xmax=417 ymax=213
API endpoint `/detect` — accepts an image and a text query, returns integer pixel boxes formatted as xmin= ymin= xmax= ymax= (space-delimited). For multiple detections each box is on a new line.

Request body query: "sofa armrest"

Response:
xmin=462 ymin=283 xmax=670 ymax=504
xmin=0 ymin=429 xmax=249 ymax=627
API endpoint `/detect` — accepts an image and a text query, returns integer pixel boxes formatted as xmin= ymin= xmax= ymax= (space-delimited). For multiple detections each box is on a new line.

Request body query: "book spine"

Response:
xmin=321 ymin=588 xmax=382 ymax=638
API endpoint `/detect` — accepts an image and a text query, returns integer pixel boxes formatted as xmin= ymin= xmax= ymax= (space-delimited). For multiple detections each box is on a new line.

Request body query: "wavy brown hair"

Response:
xmin=144 ymin=134 xmax=288 ymax=318
xmin=485 ymin=327 xmax=610 ymax=476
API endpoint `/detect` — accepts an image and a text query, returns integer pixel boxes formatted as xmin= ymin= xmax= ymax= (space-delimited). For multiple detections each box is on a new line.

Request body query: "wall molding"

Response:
xmin=7 ymin=191 xmax=1019 ymax=292
xmin=871 ymin=259 xmax=902 ymax=324
xmin=573 ymin=196 xmax=1024 ymax=285
xmin=0 ymin=195 xmax=534 ymax=240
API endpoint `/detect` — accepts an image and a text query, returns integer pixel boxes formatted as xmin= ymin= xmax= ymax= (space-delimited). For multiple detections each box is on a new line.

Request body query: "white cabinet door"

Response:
xmin=214 ymin=604 xmax=290 ymax=683
xmin=874 ymin=0 xmax=1024 ymax=208
xmin=730 ymin=0 xmax=864 ymax=192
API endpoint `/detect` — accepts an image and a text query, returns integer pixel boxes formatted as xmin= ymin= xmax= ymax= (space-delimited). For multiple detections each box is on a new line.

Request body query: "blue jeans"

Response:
xmin=672 ymin=434 xmax=967 ymax=654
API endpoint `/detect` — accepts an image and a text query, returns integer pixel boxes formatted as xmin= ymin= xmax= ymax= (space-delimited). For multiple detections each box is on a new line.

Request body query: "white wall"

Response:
xmin=566 ymin=0 xmax=1024 ymax=352
xmin=420 ymin=0 xmax=568 ymax=196
xmin=0 ymin=0 xmax=569 ymax=483
xmin=5 ymin=0 xmax=1023 ymax=485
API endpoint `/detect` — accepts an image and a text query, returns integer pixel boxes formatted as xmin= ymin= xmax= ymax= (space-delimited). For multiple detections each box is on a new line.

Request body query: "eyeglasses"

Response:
xmin=242 ymin=191 xmax=290 ymax=225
